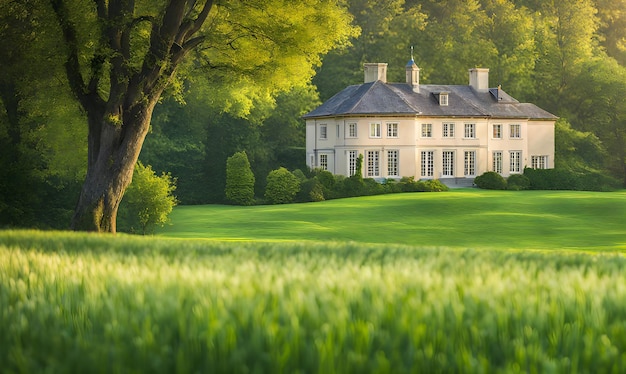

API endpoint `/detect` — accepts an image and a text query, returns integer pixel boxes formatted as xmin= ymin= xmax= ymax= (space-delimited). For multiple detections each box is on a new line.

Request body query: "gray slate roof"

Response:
xmin=303 ymin=80 xmax=557 ymax=120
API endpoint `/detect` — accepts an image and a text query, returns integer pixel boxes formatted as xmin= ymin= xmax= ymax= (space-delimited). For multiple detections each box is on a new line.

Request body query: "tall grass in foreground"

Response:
xmin=1 ymin=230 xmax=626 ymax=373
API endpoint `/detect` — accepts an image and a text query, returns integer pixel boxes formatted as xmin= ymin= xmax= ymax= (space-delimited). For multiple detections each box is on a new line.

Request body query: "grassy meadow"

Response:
xmin=158 ymin=189 xmax=626 ymax=251
xmin=2 ymin=189 xmax=626 ymax=372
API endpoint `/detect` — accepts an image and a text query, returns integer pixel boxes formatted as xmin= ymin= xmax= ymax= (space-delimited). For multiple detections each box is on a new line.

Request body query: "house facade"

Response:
xmin=304 ymin=60 xmax=557 ymax=185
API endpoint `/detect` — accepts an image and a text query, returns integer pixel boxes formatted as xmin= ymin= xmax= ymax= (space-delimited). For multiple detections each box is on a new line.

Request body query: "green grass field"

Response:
xmin=2 ymin=190 xmax=626 ymax=372
xmin=158 ymin=189 xmax=626 ymax=251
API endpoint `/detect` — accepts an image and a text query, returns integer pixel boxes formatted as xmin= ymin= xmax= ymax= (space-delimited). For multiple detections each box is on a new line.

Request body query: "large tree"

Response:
xmin=47 ymin=0 xmax=356 ymax=232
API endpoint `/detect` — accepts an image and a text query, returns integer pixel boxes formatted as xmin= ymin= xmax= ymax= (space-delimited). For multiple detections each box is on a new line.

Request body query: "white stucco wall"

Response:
xmin=306 ymin=116 xmax=555 ymax=180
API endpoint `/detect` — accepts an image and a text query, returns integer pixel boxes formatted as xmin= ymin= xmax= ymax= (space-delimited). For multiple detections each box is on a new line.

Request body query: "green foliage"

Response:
xmin=506 ymin=174 xmax=530 ymax=190
xmin=524 ymin=168 xmax=620 ymax=191
xmin=2 ymin=229 xmax=626 ymax=372
xmin=264 ymin=167 xmax=301 ymax=204
xmin=118 ymin=162 xmax=178 ymax=234
xmin=225 ymin=151 xmax=256 ymax=206
xmin=474 ymin=171 xmax=508 ymax=190
xmin=417 ymin=179 xmax=450 ymax=192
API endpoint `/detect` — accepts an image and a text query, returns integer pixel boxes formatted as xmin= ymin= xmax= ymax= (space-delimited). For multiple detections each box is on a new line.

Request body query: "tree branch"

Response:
xmin=50 ymin=0 xmax=88 ymax=108
xmin=175 ymin=0 xmax=214 ymax=45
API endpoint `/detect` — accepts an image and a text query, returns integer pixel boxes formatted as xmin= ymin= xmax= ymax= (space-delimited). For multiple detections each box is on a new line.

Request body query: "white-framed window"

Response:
xmin=319 ymin=125 xmax=327 ymax=139
xmin=493 ymin=124 xmax=502 ymax=139
xmin=510 ymin=151 xmax=522 ymax=173
xmin=510 ymin=124 xmax=521 ymax=138
xmin=439 ymin=93 xmax=448 ymax=106
xmin=531 ymin=155 xmax=548 ymax=169
xmin=421 ymin=151 xmax=434 ymax=177
xmin=369 ymin=123 xmax=381 ymax=138
xmin=464 ymin=151 xmax=476 ymax=176
xmin=348 ymin=123 xmax=357 ymax=138
xmin=366 ymin=150 xmax=380 ymax=177
xmin=443 ymin=123 xmax=455 ymax=138
xmin=319 ymin=154 xmax=328 ymax=170
xmin=387 ymin=123 xmax=398 ymax=138
xmin=443 ymin=151 xmax=455 ymax=176
xmin=493 ymin=151 xmax=503 ymax=174
xmin=387 ymin=150 xmax=399 ymax=176
xmin=464 ymin=123 xmax=475 ymax=139
xmin=348 ymin=150 xmax=358 ymax=176
xmin=422 ymin=123 xmax=433 ymax=138
xmin=336 ymin=125 xmax=340 ymax=138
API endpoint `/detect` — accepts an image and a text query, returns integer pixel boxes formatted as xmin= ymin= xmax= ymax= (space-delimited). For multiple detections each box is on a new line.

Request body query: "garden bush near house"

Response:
xmin=265 ymin=167 xmax=300 ymax=204
xmin=523 ymin=167 xmax=620 ymax=191
xmin=474 ymin=171 xmax=507 ymax=190
xmin=506 ymin=173 xmax=530 ymax=190
xmin=118 ymin=162 xmax=178 ymax=234
xmin=225 ymin=151 xmax=256 ymax=206
xmin=296 ymin=177 xmax=325 ymax=202
xmin=417 ymin=179 xmax=449 ymax=192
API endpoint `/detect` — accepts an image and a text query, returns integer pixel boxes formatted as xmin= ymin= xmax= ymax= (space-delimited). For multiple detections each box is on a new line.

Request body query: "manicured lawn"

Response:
xmin=158 ymin=189 xmax=626 ymax=251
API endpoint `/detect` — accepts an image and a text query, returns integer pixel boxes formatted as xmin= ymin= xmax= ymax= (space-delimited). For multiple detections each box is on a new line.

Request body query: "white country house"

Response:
xmin=304 ymin=59 xmax=557 ymax=186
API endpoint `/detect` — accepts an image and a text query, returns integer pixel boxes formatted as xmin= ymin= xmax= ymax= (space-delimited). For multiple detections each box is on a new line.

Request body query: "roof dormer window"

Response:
xmin=439 ymin=93 xmax=448 ymax=106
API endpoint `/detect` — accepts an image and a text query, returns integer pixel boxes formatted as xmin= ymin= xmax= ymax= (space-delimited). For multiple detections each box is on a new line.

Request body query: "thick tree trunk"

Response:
xmin=71 ymin=101 xmax=157 ymax=233
xmin=51 ymin=0 xmax=215 ymax=232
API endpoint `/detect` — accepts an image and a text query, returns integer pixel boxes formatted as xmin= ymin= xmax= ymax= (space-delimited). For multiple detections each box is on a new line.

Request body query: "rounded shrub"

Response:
xmin=474 ymin=171 xmax=507 ymax=190
xmin=417 ymin=179 xmax=450 ymax=192
xmin=118 ymin=162 xmax=178 ymax=234
xmin=507 ymin=174 xmax=530 ymax=190
xmin=225 ymin=151 xmax=255 ymax=205
xmin=265 ymin=167 xmax=300 ymax=204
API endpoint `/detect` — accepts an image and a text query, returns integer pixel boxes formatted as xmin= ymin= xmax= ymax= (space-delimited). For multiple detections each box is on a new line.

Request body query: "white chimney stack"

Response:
xmin=364 ymin=63 xmax=388 ymax=83
xmin=469 ymin=68 xmax=489 ymax=91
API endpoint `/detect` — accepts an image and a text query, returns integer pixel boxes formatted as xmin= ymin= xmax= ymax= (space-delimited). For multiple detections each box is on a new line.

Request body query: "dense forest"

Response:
xmin=1 ymin=0 xmax=625 ymax=230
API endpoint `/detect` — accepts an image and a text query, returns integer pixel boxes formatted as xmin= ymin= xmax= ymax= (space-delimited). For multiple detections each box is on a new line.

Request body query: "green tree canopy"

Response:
xmin=30 ymin=0 xmax=358 ymax=232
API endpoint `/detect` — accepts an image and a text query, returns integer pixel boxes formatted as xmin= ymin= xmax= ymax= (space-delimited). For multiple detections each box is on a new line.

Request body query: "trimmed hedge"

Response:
xmin=507 ymin=174 xmax=530 ymax=190
xmin=474 ymin=172 xmax=507 ymax=190
xmin=523 ymin=168 xmax=620 ymax=191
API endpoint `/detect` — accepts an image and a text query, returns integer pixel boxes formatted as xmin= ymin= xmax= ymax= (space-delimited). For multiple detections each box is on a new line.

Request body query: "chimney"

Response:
xmin=406 ymin=58 xmax=420 ymax=93
xmin=364 ymin=63 xmax=388 ymax=83
xmin=469 ymin=68 xmax=489 ymax=91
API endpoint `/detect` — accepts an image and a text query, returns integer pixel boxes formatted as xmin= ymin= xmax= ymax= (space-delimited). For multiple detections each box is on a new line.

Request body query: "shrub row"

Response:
xmin=294 ymin=170 xmax=449 ymax=203
xmin=474 ymin=168 xmax=620 ymax=191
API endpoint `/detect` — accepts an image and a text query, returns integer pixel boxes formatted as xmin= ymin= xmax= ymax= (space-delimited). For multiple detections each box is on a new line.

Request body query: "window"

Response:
xmin=439 ymin=93 xmax=448 ymax=106
xmin=531 ymin=155 xmax=548 ymax=169
xmin=319 ymin=154 xmax=328 ymax=170
xmin=493 ymin=124 xmax=502 ymax=139
xmin=387 ymin=150 xmax=399 ymax=176
xmin=422 ymin=123 xmax=432 ymax=138
xmin=421 ymin=151 xmax=434 ymax=177
xmin=370 ymin=123 xmax=381 ymax=138
xmin=366 ymin=150 xmax=380 ymax=177
xmin=464 ymin=151 xmax=476 ymax=176
xmin=387 ymin=123 xmax=398 ymax=138
xmin=443 ymin=151 xmax=455 ymax=176
xmin=320 ymin=125 xmax=327 ymax=139
xmin=464 ymin=123 xmax=475 ymax=138
xmin=493 ymin=151 xmax=503 ymax=173
xmin=336 ymin=125 xmax=340 ymax=138
xmin=510 ymin=151 xmax=522 ymax=173
xmin=443 ymin=123 xmax=455 ymax=138
xmin=348 ymin=150 xmax=358 ymax=176
xmin=348 ymin=123 xmax=357 ymax=138
xmin=510 ymin=124 xmax=521 ymax=138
